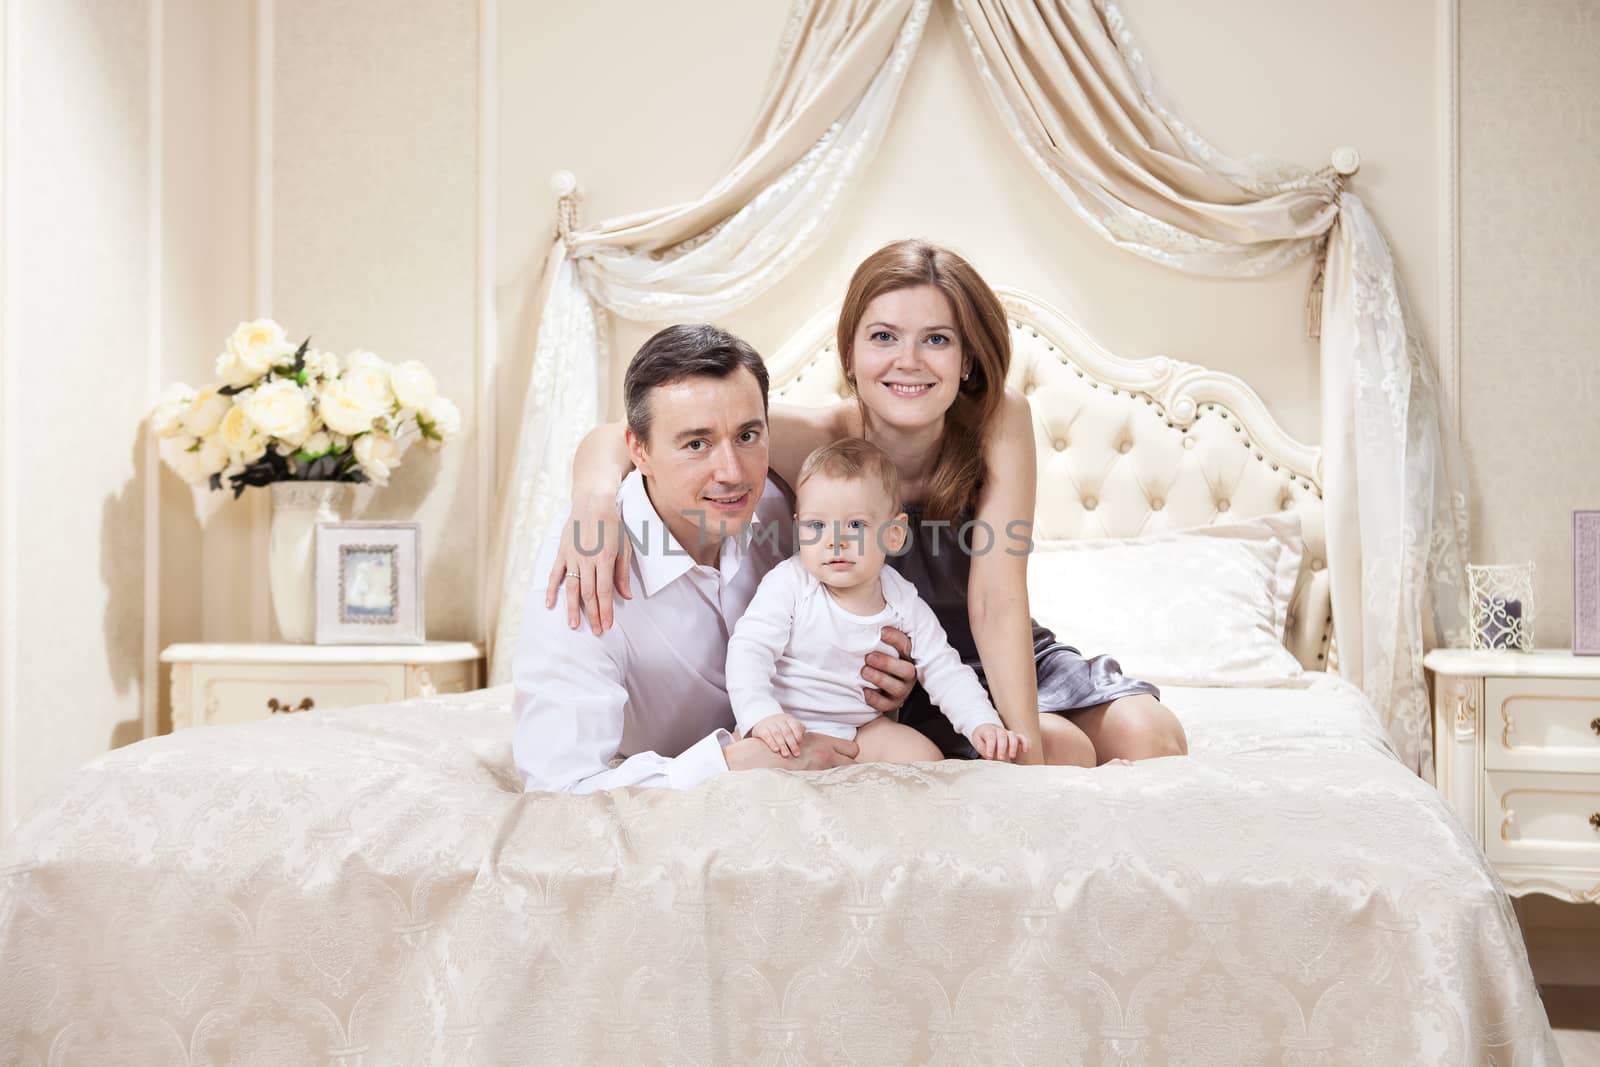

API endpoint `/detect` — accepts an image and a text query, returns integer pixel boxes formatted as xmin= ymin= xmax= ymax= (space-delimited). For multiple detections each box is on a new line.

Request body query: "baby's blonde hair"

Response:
xmin=796 ymin=437 xmax=901 ymax=506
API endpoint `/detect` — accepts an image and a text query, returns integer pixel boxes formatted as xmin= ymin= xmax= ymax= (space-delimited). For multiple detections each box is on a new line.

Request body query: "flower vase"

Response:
xmin=269 ymin=481 xmax=354 ymax=642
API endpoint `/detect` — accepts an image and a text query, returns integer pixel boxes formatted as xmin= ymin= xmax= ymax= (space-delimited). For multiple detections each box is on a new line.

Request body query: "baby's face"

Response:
xmin=795 ymin=474 xmax=907 ymax=593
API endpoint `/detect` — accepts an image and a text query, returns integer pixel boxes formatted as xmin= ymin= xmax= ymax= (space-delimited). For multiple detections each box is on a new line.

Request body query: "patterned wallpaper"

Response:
xmin=1460 ymin=0 xmax=1600 ymax=647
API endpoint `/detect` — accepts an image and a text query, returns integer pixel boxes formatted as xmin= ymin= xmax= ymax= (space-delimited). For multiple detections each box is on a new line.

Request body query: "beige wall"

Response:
xmin=499 ymin=0 xmax=1442 ymax=453
xmin=3 ymin=0 xmax=1594 ymax=827
xmin=1460 ymin=0 xmax=1600 ymax=648
xmin=2 ymin=0 xmax=155 ymax=829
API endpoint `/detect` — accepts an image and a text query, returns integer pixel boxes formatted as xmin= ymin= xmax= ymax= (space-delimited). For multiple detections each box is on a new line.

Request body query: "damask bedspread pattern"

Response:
xmin=0 ymin=681 xmax=1558 ymax=1065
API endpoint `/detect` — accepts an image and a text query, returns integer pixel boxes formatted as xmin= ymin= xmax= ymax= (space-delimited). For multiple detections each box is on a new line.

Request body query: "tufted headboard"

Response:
xmin=767 ymin=288 xmax=1333 ymax=673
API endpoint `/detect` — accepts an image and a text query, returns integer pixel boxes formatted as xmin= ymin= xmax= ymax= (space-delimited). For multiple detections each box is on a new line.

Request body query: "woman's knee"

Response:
xmin=1039 ymin=714 xmax=1096 ymax=767
xmin=1101 ymin=695 xmax=1188 ymax=759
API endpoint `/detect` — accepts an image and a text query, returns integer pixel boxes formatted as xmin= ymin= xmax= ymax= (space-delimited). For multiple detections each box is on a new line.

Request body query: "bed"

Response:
xmin=0 ymin=291 xmax=1560 ymax=1065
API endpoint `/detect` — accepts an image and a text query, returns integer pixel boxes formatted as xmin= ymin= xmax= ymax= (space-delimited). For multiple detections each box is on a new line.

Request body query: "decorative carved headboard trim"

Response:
xmin=766 ymin=287 xmax=1333 ymax=672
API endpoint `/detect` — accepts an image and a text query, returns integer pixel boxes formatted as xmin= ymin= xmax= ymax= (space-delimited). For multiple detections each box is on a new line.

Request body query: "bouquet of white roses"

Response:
xmin=151 ymin=320 xmax=460 ymax=496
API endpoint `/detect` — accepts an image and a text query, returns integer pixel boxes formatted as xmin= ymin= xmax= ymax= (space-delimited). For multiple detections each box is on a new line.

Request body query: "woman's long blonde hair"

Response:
xmin=836 ymin=239 xmax=1010 ymax=522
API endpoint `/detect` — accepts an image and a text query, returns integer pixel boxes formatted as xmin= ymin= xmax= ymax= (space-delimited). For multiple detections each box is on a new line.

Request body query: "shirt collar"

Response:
xmin=618 ymin=471 xmax=765 ymax=598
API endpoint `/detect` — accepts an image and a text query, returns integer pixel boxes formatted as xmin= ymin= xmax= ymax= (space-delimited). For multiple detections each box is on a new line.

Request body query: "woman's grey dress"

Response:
xmin=887 ymin=504 xmax=1158 ymax=759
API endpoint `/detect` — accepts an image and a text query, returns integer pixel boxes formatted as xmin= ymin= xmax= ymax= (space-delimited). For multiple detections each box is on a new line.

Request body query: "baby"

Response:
xmin=727 ymin=438 xmax=1030 ymax=764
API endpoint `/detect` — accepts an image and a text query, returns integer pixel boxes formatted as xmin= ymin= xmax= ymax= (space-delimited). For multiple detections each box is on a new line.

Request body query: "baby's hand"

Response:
xmin=972 ymin=724 xmax=1029 ymax=763
xmin=752 ymin=714 xmax=807 ymax=759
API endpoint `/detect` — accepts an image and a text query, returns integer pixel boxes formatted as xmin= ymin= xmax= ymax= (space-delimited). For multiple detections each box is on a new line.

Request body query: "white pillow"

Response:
xmin=1025 ymin=512 xmax=1307 ymax=686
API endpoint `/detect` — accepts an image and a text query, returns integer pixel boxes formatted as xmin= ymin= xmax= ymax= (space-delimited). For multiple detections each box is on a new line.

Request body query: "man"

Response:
xmin=512 ymin=323 xmax=916 ymax=793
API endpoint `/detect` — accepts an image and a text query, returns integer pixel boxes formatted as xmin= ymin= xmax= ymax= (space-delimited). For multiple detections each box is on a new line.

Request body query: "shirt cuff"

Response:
xmin=665 ymin=729 xmax=734 ymax=791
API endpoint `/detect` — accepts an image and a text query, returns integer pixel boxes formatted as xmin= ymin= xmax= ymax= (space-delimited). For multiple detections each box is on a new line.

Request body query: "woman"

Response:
xmin=549 ymin=239 xmax=1187 ymax=767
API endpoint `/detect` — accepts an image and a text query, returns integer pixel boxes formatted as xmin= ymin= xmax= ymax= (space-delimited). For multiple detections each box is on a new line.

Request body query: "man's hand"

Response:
xmin=862 ymin=626 xmax=917 ymax=714
xmin=724 ymin=732 xmax=859 ymax=772
xmin=751 ymin=713 xmax=807 ymax=758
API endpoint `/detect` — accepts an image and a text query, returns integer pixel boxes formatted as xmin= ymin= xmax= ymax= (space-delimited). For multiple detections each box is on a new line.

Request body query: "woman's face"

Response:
xmin=850 ymin=285 xmax=965 ymax=432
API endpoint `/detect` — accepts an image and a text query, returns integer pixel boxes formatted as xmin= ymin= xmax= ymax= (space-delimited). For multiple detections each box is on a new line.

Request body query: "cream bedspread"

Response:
xmin=0 ymin=677 xmax=1560 ymax=1065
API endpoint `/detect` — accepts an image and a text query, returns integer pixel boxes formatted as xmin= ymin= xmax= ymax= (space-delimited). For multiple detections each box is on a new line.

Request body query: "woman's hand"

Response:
xmin=972 ymin=723 xmax=1030 ymax=763
xmin=545 ymin=492 xmax=632 ymax=634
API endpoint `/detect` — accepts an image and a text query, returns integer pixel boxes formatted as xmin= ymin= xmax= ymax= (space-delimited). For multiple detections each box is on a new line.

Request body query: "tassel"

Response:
xmin=1306 ymin=235 xmax=1329 ymax=340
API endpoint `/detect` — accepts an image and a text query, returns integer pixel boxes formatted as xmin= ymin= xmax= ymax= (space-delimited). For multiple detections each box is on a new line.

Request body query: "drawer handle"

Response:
xmin=1591 ymin=716 xmax=1600 ymax=737
xmin=1591 ymin=813 xmax=1600 ymax=832
xmin=267 ymin=697 xmax=315 ymax=714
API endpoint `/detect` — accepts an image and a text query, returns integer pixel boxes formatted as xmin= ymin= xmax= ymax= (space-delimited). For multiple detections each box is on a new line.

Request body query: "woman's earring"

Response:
xmin=961 ymin=370 xmax=971 ymax=381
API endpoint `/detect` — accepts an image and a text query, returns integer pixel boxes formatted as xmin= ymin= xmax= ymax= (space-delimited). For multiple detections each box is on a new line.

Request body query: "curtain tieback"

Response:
xmin=550 ymin=170 xmax=583 ymax=251
xmin=1305 ymin=172 xmax=1348 ymax=340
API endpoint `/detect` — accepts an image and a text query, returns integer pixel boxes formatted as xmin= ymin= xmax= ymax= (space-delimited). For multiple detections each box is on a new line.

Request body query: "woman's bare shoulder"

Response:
xmin=986 ymin=386 xmax=1035 ymax=447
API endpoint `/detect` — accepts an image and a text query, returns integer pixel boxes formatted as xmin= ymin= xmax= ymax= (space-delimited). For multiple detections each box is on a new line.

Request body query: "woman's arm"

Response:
xmin=966 ymin=388 xmax=1044 ymax=765
xmin=544 ymin=421 xmax=636 ymax=634
xmin=765 ymin=401 xmax=854 ymax=488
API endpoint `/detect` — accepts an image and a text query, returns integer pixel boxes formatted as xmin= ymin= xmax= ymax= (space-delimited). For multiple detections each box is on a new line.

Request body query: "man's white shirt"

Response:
xmin=726 ymin=556 xmax=1002 ymax=742
xmin=512 ymin=471 xmax=791 ymax=793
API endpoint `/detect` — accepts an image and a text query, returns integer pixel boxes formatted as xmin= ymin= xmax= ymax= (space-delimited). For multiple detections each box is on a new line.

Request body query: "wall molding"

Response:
xmin=1437 ymin=0 xmax=1460 ymax=442
xmin=476 ymin=0 xmax=497 ymax=643
xmin=143 ymin=0 xmax=164 ymax=740
xmin=251 ymin=0 xmax=273 ymax=641
xmin=1 ymin=0 xmax=19 ymax=832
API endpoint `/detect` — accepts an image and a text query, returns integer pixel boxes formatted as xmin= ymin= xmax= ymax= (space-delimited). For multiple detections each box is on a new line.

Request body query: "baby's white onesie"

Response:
xmin=726 ymin=556 xmax=1003 ymax=742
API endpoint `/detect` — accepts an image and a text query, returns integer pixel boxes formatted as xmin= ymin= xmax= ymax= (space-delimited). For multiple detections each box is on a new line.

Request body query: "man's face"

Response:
xmin=626 ymin=368 xmax=770 ymax=553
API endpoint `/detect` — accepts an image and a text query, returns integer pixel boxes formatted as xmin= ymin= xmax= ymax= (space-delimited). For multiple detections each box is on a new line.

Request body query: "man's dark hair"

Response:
xmin=623 ymin=324 xmax=770 ymax=444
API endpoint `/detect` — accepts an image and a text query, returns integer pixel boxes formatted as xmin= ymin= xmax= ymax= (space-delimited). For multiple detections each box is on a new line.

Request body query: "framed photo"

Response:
xmin=314 ymin=521 xmax=424 ymax=645
xmin=1576 ymin=510 xmax=1600 ymax=655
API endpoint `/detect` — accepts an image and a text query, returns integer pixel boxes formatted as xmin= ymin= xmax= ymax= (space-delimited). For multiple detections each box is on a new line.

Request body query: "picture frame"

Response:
xmin=1576 ymin=510 xmax=1600 ymax=655
xmin=314 ymin=521 xmax=424 ymax=645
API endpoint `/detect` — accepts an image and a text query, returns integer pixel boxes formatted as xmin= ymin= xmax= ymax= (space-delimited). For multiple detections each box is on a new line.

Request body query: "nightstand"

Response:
xmin=159 ymin=642 xmax=484 ymax=730
xmin=1425 ymin=648 xmax=1600 ymax=904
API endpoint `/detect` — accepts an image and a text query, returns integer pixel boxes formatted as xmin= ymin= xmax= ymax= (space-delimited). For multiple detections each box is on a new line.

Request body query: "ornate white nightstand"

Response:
xmin=159 ymin=642 xmax=484 ymax=730
xmin=1425 ymin=648 xmax=1600 ymax=904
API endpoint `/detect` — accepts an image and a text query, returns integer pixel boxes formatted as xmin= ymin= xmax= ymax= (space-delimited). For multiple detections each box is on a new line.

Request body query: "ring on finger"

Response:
xmin=565 ymin=571 xmax=580 ymax=580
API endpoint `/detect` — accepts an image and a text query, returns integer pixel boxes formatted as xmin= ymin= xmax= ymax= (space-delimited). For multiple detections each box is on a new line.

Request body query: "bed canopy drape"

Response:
xmin=486 ymin=0 xmax=1468 ymax=779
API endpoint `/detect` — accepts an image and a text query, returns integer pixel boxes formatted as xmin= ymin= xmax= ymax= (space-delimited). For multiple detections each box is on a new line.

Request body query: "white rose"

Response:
xmin=150 ymin=383 xmax=196 ymax=438
xmin=419 ymin=395 xmax=461 ymax=445
xmin=158 ymin=435 xmax=200 ymax=484
xmin=180 ymin=386 xmax=232 ymax=438
xmin=345 ymin=349 xmax=385 ymax=373
xmin=173 ymin=448 xmax=208 ymax=486
xmin=303 ymin=349 xmax=340 ymax=381
xmin=245 ymin=379 xmax=313 ymax=446
xmin=390 ymin=361 xmax=438 ymax=411
xmin=353 ymin=431 xmax=402 ymax=487
xmin=342 ymin=360 xmax=395 ymax=416
xmin=216 ymin=320 xmax=293 ymax=387
xmin=318 ymin=378 xmax=379 ymax=436
xmin=218 ymin=403 xmax=261 ymax=456
xmin=198 ymin=437 xmax=229 ymax=475
xmin=299 ymin=431 xmax=333 ymax=458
